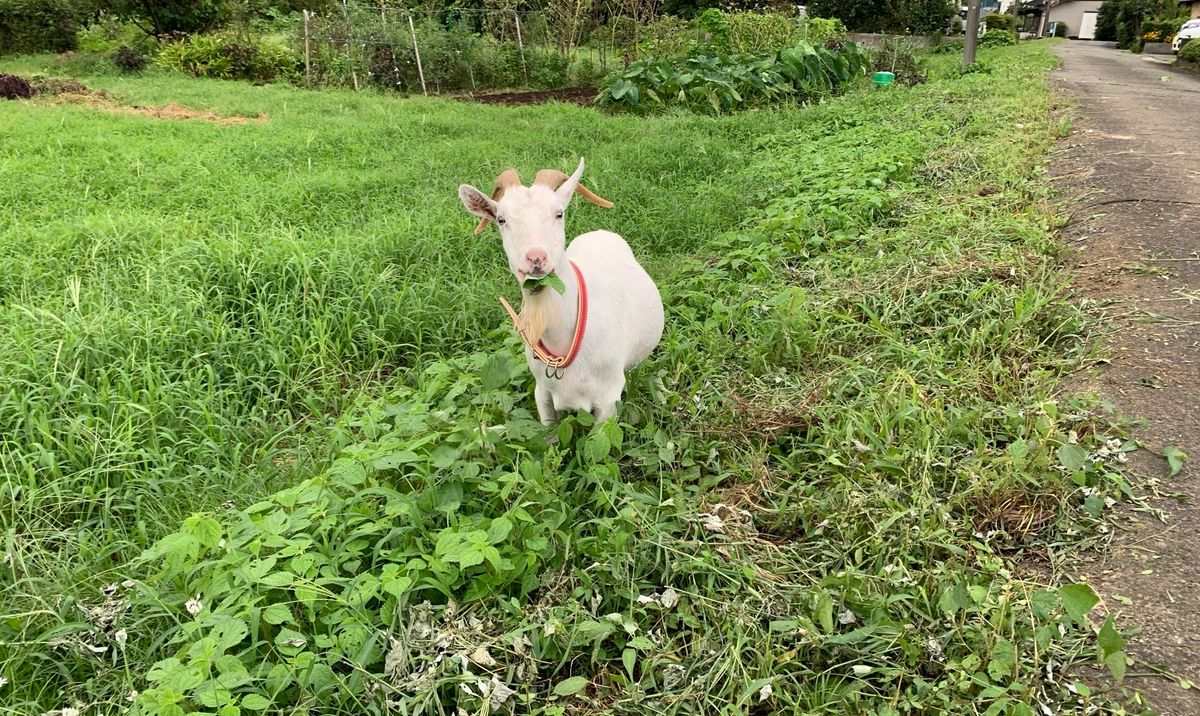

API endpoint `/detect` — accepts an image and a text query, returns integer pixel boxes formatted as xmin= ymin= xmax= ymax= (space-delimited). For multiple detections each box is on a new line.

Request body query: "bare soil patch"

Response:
xmin=16 ymin=76 xmax=267 ymax=124
xmin=459 ymin=86 xmax=597 ymax=107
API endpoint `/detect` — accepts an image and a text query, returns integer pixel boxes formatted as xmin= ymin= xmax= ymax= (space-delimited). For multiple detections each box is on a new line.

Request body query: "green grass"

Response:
xmin=0 ymin=41 xmax=1143 ymax=715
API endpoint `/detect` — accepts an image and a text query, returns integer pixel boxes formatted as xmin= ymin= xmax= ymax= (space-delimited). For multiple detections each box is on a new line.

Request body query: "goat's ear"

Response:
xmin=553 ymin=158 xmax=586 ymax=205
xmin=459 ymin=184 xmax=497 ymax=222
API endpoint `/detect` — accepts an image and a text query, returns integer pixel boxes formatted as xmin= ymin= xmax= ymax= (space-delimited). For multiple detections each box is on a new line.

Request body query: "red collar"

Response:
xmin=497 ymin=260 xmax=589 ymax=371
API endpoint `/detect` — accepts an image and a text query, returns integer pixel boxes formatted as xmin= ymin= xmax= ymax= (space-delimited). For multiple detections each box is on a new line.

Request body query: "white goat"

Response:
xmin=458 ymin=158 xmax=663 ymax=425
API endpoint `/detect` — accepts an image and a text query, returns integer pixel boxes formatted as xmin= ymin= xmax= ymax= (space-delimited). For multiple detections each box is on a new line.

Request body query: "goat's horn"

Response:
xmin=533 ymin=169 xmax=615 ymax=209
xmin=474 ymin=169 xmax=523 ymax=235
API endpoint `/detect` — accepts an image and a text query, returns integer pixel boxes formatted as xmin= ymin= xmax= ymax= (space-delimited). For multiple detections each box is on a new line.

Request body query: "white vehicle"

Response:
xmin=1174 ymin=18 xmax=1200 ymax=52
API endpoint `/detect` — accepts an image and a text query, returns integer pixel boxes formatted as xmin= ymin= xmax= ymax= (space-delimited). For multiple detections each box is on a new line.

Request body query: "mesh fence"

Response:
xmin=299 ymin=4 xmax=657 ymax=94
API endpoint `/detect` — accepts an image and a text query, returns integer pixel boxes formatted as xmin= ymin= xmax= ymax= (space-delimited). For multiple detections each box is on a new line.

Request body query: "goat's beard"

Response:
xmin=519 ymin=289 xmax=552 ymax=347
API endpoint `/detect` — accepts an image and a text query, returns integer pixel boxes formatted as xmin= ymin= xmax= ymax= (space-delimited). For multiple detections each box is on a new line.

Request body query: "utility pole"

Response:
xmin=963 ymin=0 xmax=982 ymax=69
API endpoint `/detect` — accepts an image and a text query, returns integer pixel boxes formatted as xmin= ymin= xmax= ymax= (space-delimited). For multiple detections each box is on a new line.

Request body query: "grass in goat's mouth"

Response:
xmin=523 ymin=271 xmax=566 ymax=294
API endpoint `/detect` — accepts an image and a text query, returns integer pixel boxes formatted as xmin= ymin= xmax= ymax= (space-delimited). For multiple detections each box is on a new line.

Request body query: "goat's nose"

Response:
xmin=524 ymin=247 xmax=548 ymax=268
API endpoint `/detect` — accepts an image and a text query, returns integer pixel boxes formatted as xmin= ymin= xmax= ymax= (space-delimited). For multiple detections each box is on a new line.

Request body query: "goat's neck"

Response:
xmin=521 ymin=264 xmax=580 ymax=355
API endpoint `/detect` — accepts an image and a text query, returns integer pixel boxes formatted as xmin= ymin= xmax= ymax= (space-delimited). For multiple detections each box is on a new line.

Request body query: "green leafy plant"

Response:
xmin=981 ymin=30 xmax=1019 ymax=48
xmin=597 ymin=41 xmax=868 ymax=114
xmin=1179 ymin=38 xmax=1200 ymax=63
xmin=154 ymin=31 xmax=297 ymax=82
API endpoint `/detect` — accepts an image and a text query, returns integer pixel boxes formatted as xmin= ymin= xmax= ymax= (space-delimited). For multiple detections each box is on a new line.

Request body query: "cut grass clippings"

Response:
xmin=0 ymin=41 xmax=1141 ymax=715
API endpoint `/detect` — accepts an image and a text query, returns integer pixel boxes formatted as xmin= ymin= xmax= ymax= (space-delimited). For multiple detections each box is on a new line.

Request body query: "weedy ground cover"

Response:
xmin=1 ymin=42 xmax=1141 ymax=714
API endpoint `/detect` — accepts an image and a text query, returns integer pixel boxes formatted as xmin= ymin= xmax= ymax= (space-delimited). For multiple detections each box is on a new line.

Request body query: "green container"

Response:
xmin=873 ymin=71 xmax=896 ymax=87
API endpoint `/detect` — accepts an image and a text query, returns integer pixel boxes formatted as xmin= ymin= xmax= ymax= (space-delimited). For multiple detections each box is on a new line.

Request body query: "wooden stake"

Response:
xmin=408 ymin=14 xmax=427 ymax=96
xmin=303 ymin=9 xmax=311 ymax=88
xmin=514 ymin=11 xmax=528 ymax=85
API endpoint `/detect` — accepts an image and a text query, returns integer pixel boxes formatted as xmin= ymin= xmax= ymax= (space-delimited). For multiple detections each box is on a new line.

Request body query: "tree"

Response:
xmin=891 ymin=0 xmax=956 ymax=34
xmin=1095 ymin=0 xmax=1178 ymax=48
xmin=1095 ymin=0 xmax=1118 ymax=40
xmin=806 ymin=0 xmax=889 ymax=32
xmin=106 ymin=0 xmax=229 ymax=37
xmin=807 ymin=0 xmax=955 ymax=34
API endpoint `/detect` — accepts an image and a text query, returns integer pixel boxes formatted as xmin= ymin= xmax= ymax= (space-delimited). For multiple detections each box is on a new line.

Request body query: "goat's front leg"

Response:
xmin=592 ymin=372 xmax=625 ymax=423
xmin=593 ymin=401 xmax=617 ymax=423
xmin=535 ymin=383 xmax=559 ymax=426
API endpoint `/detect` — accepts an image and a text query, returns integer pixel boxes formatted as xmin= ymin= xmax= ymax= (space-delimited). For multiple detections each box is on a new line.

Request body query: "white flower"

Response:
xmin=126 ymin=690 xmax=138 ymax=702
xmin=758 ymin=683 xmax=773 ymax=701
xmin=115 ymin=629 xmax=128 ymax=649
xmin=185 ymin=595 xmax=203 ymax=616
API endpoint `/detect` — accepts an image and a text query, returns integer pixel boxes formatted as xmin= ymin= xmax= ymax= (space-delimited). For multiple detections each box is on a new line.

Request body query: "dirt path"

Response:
xmin=1051 ymin=40 xmax=1200 ymax=714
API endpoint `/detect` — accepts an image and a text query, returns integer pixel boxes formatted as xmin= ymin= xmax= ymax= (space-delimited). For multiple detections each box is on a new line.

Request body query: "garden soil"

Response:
xmin=1051 ymin=40 xmax=1200 ymax=715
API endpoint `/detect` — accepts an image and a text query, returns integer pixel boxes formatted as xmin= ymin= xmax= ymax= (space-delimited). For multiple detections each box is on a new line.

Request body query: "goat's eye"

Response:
xmin=496 ymin=217 xmax=506 ymax=225
xmin=555 ymin=211 xmax=564 ymax=220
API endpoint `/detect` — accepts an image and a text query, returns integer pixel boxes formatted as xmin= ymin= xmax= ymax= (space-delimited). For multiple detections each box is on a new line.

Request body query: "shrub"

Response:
xmin=695 ymin=8 xmax=732 ymax=50
xmin=112 ymin=45 xmax=147 ymax=72
xmin=76 ymin=13 xmax=156 ymax=55
xmin=597 ymin=41 xmax=868 ymax=114
xmin=1180 ymin=37 xmax=1200 ymax=62
xmin=981 ymin=30 xmax=1018 ymax=48
xmin=800 ymin=16 xmax=847 ymax=44
xmin=0 ymin=73 xmax=33 ymax=99
xmin=1141 ymin=17 xmax=1185 ymax=42
xmin=726 ymin=11 xmax=803 ymax=53
xmin=1052 ymin=22 xmax=1068 ymax=37
xmin=930 ymin=38 xmax=964 ymax=54
xmin=1096 ymin=0 xmax=1119 ymax=40
xmin=570 ymin=55 xmax=599 ymax=84
xmin=0 ymin=0 xmax=80 ymax=54
xmin=155 ymin=32 xmax=297 ymax=83
xmin=983 ymin=13 xmax=1016 ymax=32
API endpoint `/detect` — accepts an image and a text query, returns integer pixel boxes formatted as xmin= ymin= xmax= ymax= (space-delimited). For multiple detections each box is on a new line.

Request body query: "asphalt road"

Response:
xmin=1052 ymin=40 xmax=1200 ymax=716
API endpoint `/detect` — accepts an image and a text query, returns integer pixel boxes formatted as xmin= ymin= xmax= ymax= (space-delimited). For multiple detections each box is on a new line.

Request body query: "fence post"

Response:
xmin=514 ymin=11 xmax=529 ymax=85
xmin=303 ymin=9 xmax=311 ymax=88
xmin=408 ymin=14 xmax=428 ymax=96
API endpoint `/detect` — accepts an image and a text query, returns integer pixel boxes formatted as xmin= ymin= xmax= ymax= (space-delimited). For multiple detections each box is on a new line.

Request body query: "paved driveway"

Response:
xmin=1052 ymin=39 xmax=1200 ymax=716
